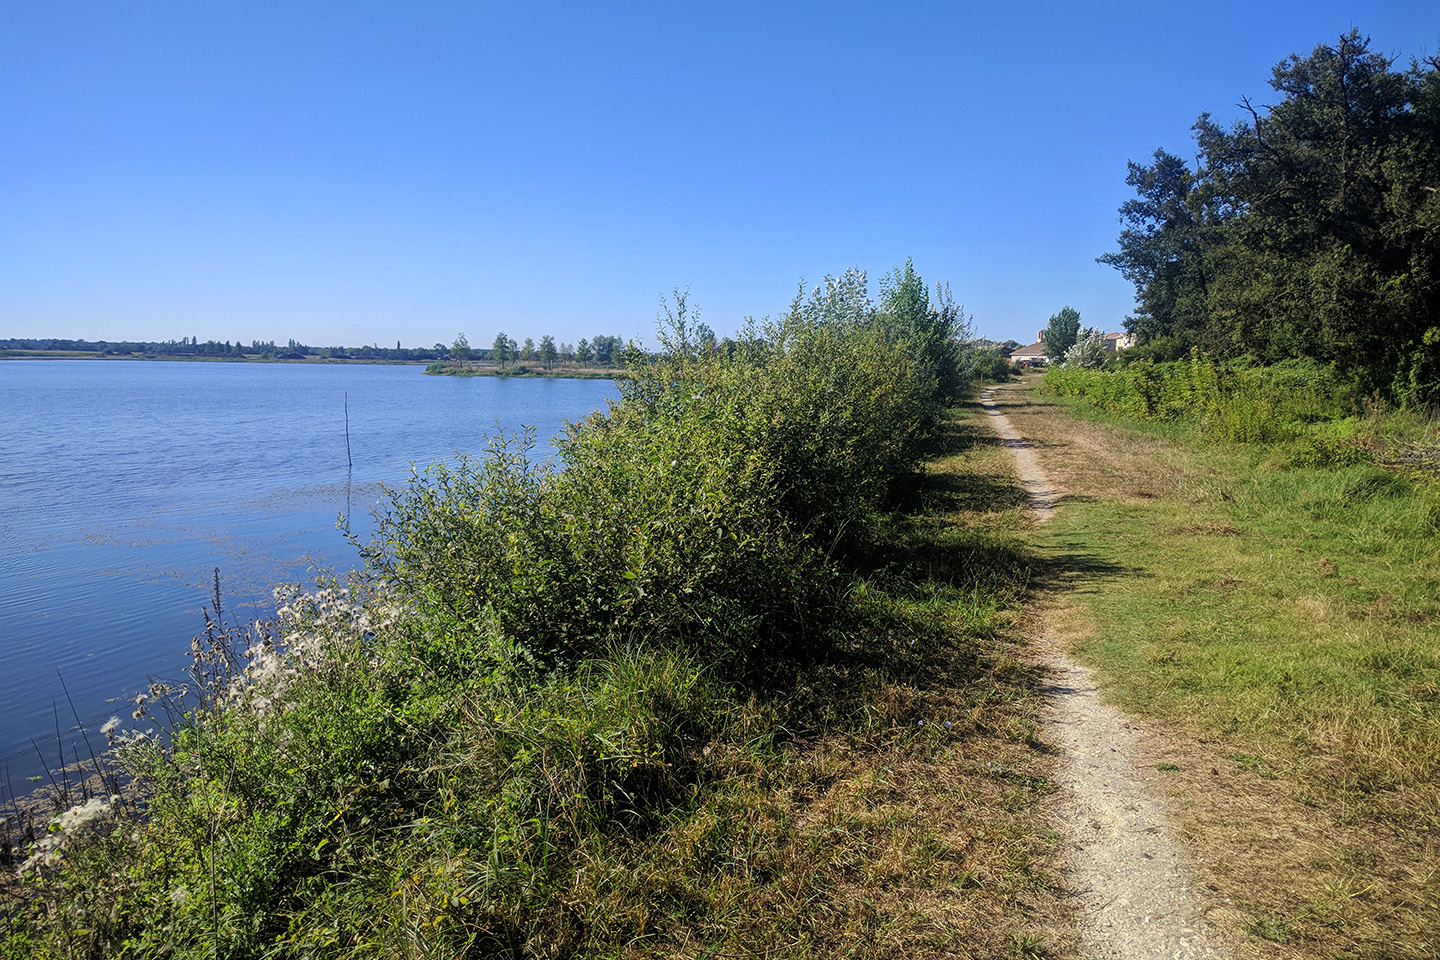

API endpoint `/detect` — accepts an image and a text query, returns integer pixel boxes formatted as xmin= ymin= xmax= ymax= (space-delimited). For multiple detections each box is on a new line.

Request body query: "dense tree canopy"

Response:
xmin=1100 ymin=30 xmax=1440 ymax=405
xmin=1042 ymin=306 xmax=1082 ymax=360
xmin=1096 ymin=150 xmax=1216 ymax=351
xmin=878 ymin=258 xmax=972 ymax=399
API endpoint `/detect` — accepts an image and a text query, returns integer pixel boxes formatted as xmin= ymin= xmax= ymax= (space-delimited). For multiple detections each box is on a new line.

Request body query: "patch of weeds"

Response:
xmin=1007 ymin=932 xmax=1055 ymax=959
xmin=1284 ymin=434 xmax=1372 ymax=469
xmin=1155 ymin=762 xmax=1181 ymax=772
xmin=1246 ymin=914 xmax=1295 ymax=943
xmin=1229 ymin=753 xmax=1278 ymax=780
xmin=1336 ymin=847 xmax=1378 ymax=869
xmin=983 ymin=761 xmax=1054 ymax=795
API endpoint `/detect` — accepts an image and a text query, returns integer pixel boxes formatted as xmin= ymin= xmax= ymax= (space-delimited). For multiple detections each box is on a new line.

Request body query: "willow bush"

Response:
xmin=358 ymin=270 xmax=947 ymax=677
xmin=3 ymin=265 xmax=975 ymax=959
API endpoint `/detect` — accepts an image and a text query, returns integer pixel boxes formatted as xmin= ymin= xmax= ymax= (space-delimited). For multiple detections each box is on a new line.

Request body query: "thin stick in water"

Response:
xmin=344 ymin=392 xmax=353 ymax=470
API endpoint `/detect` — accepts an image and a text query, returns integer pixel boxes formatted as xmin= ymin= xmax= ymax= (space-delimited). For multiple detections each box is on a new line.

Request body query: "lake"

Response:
xmin=0 ymin=360 xmax=619 ymax=787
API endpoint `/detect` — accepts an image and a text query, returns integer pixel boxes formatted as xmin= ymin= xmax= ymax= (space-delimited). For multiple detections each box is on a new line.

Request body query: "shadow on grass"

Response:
xmin=751 ymin=398 xmax=1136 ymax=750
xmin=867 ymin=527 xmax=1129 ymax=609
xmin=923 ymin=407 xmax=1071 ymax=454
xmin=895 ymin=415 xmax=1029 ymax=513
xmin=797 ymin=408 xmax=1132 ymax=723
xmin=1028 ymin=544 xmax=1130 ymax=594
xmin=888 ymin=413 xmax=1130 ymax=595
xmin=921 ymin=468 xmax=1033 ymax=514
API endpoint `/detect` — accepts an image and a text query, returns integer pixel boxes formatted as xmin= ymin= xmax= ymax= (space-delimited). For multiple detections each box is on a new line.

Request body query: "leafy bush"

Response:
xmin=972 ymin=349 xmax=1015 ymax=382
xmin=1282 ymin=434 xmax=1371 ymax=469
xmin=876 ymin=260 xmax=973 ymax=401
xmin=4 ymin=264 xmax=982 ymax=959
xmin=1043 ymin=353 xmax=1361 ymax=447
xmin=359 ymin=272 xmax=944 ymax=676
xmin=1394 ymin=326 xmax=1440 ymax=411
xmin=1063 ymin=331 xmax=1109 ymax=369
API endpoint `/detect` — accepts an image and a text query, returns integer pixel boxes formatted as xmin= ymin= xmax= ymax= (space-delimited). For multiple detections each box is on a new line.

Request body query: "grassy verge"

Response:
xmin=995 ymin=377 xmax=1439 ymax=958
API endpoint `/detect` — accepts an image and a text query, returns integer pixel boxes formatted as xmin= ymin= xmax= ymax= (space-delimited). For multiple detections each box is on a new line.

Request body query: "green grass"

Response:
xmin=1014 ymin=380 xmax=1440 ymax=957
xmin=1044 ymin=438 xmax=1440 ymax=823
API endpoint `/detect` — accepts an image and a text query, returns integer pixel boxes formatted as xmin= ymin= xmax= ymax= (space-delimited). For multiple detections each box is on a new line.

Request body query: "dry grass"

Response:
xmin=993 ymin=377 xmax=1440 ymax=959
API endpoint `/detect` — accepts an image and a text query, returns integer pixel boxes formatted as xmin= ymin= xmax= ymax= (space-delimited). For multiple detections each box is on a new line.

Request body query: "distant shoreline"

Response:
xmin=423 ymin=360 xmax=625 ymax=380
xmin=0 ymin=351 xmax=632 ymax=379
xmin=0 ymin=350 xmax=421 ymax=364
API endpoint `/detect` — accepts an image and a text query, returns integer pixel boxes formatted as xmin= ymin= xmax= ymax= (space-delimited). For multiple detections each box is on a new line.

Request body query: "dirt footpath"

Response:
xmin=980 ymin=387 xmax=1236 ymax=960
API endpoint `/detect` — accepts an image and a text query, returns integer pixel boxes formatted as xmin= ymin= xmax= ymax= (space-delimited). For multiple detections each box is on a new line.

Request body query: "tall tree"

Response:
xmin=1096 ymin=148 xmax=1217 ymax=349
xmin=1202 ymin=31 xmax=1429 ymax=382
xmin=878 ymin=259 xmax=970 ymax=400
xmin=593 ymin=335 xmax=620 ymax=366
xmin=1042 ymin=306 xmax=1082 ymax=360
xmin=1103 ymin=30 xmax=1440 ymax=401
xmin=492 ymin=332 xmax=515 ymax=365
xmin=451 ymin=332 xmax=471 ymax=361
xmin=538 ymin=335 xmax=558 ymax=368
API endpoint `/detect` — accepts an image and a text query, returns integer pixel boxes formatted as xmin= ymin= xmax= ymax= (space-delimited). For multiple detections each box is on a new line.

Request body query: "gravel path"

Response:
xmin=980 ymin=389 xmax=1232 ymax=960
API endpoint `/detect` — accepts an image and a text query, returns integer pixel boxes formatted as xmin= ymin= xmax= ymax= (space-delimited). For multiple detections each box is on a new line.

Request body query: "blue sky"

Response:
xmin=2 ymin=2 xmax=1436 ymax=349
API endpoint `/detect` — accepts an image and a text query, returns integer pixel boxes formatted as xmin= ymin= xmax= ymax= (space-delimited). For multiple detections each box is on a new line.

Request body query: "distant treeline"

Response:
xmin=449 ymin=332 xmax=632 ymax=368
xmin=0 ymin=333 xmax=632 ymax=365
xmin=1099 ymin=30 xmax=1440 ymax=407
xmin=0 ymin=337 xmax=431 ymax=360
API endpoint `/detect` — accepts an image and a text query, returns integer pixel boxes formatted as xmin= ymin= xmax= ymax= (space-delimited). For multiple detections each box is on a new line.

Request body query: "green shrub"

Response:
xmin=875 ymin=260 xmax=973 ymax=401
xmin=972 ymin=349 xmax=1015 ymax=382
xmin=1394 ymin=326 xmax=1440 ymax=410
xmin=557 ymin=374 xmax=825 ymax=668
xmin=1283 ymin=434 xmax=1372 ymax=469
xmin=1043 ymin=353 xmax=1361 ymax=446
xmin=4 ymin=264 xmax=979 ymax=959
xmin=358 ymin=274 xmax=939 ymax=676
xmin=1200 ymin=387 xmax=1288 ymax=443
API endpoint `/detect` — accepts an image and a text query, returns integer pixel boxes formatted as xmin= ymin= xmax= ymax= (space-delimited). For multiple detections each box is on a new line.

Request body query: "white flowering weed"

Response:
xmin=20 ymin=795 xmax=118 ymax=873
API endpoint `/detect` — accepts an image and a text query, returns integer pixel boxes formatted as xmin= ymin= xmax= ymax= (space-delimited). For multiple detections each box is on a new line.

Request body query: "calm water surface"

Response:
xmin=0 ymin=360 xmax=617 ymax=785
